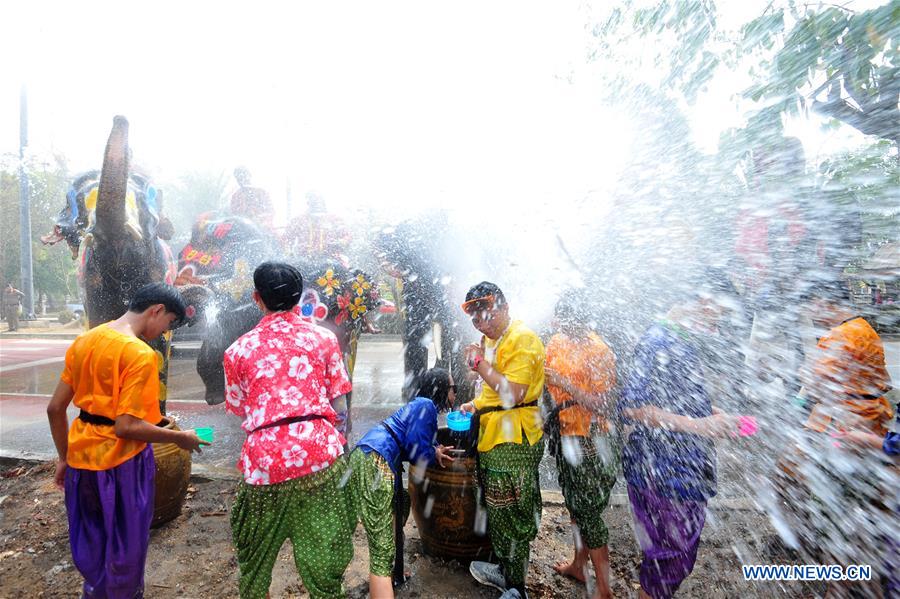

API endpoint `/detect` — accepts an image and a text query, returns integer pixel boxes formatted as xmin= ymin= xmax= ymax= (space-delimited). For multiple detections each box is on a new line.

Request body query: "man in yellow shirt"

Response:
xmin=459 ymin=282 xmax=544 ymax=599
xmin=46 ymin=283 xmax=206 ymax=599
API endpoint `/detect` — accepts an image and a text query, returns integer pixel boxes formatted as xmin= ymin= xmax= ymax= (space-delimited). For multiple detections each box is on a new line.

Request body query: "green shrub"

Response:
xmin=58 ymin=309 xmax=75 ymax=324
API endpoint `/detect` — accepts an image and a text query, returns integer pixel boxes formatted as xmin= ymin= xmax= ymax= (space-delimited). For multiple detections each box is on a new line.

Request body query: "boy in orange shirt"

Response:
xmin=544 ymin=297 xmax=618 ymax=599
xmin=46 ymin=283 xmax=206 ymax=599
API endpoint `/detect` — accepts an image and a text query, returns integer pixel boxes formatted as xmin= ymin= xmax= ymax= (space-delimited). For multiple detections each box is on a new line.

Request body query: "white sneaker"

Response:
xmin=469 ymin=561 xmax=507 ymax=592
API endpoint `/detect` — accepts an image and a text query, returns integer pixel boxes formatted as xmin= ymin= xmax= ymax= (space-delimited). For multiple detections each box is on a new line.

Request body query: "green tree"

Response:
xmin=743 ymin=1 xmax=899 ymax=144
xmin=0 ymin=153 xmax=77 ymax=310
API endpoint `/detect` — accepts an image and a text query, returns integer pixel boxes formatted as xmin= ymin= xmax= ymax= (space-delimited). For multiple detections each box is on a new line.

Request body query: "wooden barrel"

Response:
xmin=408 ymin=428 xmax=492 ymax=560
xmin=151 ymin=417 xmax=192 ymax=527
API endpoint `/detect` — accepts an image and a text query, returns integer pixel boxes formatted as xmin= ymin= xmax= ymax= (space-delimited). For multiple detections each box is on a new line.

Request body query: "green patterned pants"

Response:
xmin=348 ymin=448 xmax=395 ymax=577
xmin=480 ymin=438 xmax=545 ymax=587
xmin=230 ymin=457 xmax=354 ymax=599
xmin=555 ymin=432 xmax=617 ymax=549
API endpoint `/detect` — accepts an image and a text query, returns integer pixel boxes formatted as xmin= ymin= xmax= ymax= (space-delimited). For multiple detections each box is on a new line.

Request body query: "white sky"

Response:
xmin=0 ymin=0 xmax=878 ymax=225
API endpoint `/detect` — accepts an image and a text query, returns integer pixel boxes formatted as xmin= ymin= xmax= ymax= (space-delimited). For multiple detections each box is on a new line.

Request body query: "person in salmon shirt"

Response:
xmin=46 ymin=283 xmax=207 ymax=599
xmin=544 ymin=296 xmax=618 ymax=599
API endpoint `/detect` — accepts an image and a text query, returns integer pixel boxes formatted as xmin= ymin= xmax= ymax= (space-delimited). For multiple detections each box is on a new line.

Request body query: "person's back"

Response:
xmin=64 ymin=324 xmax=162 ymax=469
xmin=814 ymin=317 xmax=890 ymax=402
xmin=222 ymin=261 xmax=355 ymax=599
xmin=349 ymin=367 xmax=455 ymax=599
xmin=223 ymin=308 xmax=350 ymax=483
xmin=46 ymin=282 xmax=203 ymax=599
xmin=358 ymin=397 xmax=439 ymax=469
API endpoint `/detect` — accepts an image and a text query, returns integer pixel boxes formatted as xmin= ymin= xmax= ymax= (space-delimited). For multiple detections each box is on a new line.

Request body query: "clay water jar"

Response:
xmin=151 ymin=417 xmax=191 ymax=527
xmin=408 ymin=427 xmax=492 ymax=560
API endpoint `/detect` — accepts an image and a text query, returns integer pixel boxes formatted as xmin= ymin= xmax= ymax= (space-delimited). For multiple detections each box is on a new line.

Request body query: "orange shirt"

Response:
xmin=545 ymin=331 xmax=616 ymax=437
xmin=60 ymin=324 xmax=162 ymax=470
xmin=806 ymin=317 xmax=893 ymax=435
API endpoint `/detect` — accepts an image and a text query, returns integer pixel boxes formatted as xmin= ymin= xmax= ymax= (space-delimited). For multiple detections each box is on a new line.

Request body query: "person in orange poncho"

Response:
xmin=775 ymin=278 xmax=896 ymax=598
xmin=800 ymin=279 xmax=893 ymax=437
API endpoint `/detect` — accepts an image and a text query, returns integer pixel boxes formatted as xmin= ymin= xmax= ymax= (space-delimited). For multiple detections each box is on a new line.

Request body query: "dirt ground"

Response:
xmin=0 ymin=457 xmax=826 ymax=598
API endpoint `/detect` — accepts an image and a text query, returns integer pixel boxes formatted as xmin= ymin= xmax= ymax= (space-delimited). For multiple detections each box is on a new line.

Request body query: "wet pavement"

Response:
xmin=0 ymin=335 xmax=409 ymax=473
xmin=2 ymin=334 xmax=898 ymax=495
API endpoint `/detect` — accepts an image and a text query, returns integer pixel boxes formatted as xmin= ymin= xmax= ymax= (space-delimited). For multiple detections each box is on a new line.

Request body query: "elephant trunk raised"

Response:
xmin=85 ymin=116 xmax=174 ymax=413
xmin=85 ymin=116 xmax=162 ymax=329
xmin=95 ymin=115 xmax=130 ymax=243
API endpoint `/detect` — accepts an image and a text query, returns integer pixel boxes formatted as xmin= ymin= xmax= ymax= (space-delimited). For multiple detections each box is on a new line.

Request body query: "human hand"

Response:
xmin=435 ymin=445 xmax=456 ymax=468
xmin=465 ymin=344 xmax=485 ymax=369
xmin=459 ymin=401 xmax=477 ymax=415
xmin=544 ymin=367 xmax=563 ymax=387
xmin=177 ymin=431 xmax=211 ymax=454
xmin=834 ymin=429 xmax=883 ymax=451
xmin=694 ymin=413 xmax=740 ymax=438
xmin=54 ymin=460 xmax=67 ymax=489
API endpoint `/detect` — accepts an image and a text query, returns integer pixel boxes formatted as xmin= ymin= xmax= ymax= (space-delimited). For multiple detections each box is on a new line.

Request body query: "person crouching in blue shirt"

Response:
xmin=349 ymin=367 xmax=457 ymax=599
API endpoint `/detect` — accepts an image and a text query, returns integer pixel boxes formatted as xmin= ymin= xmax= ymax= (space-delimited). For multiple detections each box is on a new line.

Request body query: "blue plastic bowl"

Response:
xmin=447 ymin=411 xmax=472 ymax=432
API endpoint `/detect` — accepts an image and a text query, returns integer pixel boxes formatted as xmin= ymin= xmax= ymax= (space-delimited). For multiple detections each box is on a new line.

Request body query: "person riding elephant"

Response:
xmin=175 ymin=210 xmax=379 ymax=426
xmin=40 ymin=116 xmax=179 ymax=412
xmin=374 ymin=219 xmax=469 ymax=404
xmin=174 ymin=211 xmax=280 ymax=404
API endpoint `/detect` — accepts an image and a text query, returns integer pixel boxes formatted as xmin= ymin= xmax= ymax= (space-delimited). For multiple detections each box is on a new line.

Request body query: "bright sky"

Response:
xmin=0 ymin=1 xmax=877 ymax=223
xmin=0 ymin=2 xmax=633 ymax=222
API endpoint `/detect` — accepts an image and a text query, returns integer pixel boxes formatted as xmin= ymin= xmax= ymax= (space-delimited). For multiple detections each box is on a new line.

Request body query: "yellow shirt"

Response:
xmin=545 ymin=332 xmax=616 ymax=437
xmin=61 ymin=324 xmax=162 ymax=470
xmin=472 ymin=320 xmax=545 ymax=452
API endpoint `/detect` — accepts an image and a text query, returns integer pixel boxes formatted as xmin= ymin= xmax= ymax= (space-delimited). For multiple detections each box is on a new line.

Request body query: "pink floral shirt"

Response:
xmin=223 ymin=309 xmax=352 ymax=485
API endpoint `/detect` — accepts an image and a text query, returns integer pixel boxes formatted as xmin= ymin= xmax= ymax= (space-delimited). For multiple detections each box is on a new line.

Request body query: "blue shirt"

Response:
xmin=357 ymin=397 xmax=438 ymax=473
xmin=885 ymin=432 xmax=899 ymax=456
xmin=619 ymin=323 xmax=717 ymax=501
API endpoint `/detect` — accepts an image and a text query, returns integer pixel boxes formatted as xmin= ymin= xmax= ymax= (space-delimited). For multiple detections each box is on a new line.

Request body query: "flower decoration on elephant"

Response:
xmin=303 ymin=262 xmax=379 ymax=332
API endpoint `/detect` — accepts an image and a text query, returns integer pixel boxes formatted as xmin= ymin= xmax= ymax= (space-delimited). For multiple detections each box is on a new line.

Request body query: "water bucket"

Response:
xmin=408 ymin=427 xmax=492 ymax=560
xmin=447 ymin=411 xmax=472 ymax=432
xmin=151 ymin=417 xmax=192 ymax=527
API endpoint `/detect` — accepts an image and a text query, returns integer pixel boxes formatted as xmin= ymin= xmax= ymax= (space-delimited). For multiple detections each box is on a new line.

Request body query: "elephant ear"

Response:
xmin=178 ymin=284 xmax=215 ymax=327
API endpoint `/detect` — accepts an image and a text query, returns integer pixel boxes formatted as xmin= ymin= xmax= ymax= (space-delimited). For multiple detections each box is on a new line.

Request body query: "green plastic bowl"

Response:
xmin=196 ymin=427 xmax=214 ymax=443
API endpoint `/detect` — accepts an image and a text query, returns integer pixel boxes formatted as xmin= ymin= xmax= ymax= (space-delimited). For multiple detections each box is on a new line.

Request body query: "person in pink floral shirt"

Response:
xmin=224 ymin=261 xmax=354 ymax=599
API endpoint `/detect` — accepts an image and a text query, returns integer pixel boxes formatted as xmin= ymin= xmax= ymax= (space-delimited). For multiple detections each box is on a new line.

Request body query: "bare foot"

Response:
xmin=553 ymin=560 xmax=587 ymax=583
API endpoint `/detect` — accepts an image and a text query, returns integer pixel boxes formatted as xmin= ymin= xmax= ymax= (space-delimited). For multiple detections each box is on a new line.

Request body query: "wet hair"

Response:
xmin=253 ymin=262 xmax=303 ymax=311
xmin=465 ymin=281 xmax=506 ymax=307
xmin=414 ymin=367 xmax=453 ymax=412
xmin=128 ymin=283 xmax=188 ymax=327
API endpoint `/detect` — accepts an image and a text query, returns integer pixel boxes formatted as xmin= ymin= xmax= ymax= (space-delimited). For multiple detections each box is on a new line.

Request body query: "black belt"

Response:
xmin=847 ymin=386 xmax=893 ymax=401
xmin=543 ymin=399 xmax=579 ymax=458
xmin=380 ymin=422 xmax=409 ymax=588
xmin=78 ymin=410 xmax=115 ymax=426
xmin=470 ymin=398 xmax=541 ymax=507
xmin=475 ymin=397 xmax=539 ymax=416
xmin=251 ymin=414 xmax=325 ymax=434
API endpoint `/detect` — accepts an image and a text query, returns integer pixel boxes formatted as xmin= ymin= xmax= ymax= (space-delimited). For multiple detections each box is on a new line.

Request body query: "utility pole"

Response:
xmin=18 ymin=85 xmax=35 ymax=319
